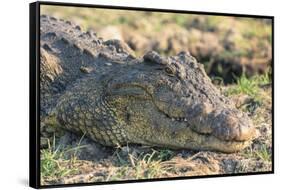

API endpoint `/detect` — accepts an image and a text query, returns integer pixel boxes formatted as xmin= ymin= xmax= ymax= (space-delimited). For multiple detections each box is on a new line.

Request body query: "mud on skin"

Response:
xmin=40 ymin=15 xmax=256 ymax=153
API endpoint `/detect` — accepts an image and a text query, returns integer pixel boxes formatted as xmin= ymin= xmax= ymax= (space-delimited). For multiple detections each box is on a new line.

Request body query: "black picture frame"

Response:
xmin=30 ymin=1 xmax=274 ymax=189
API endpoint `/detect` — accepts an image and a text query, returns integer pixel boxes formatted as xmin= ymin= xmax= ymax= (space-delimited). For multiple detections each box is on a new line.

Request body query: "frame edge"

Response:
xmin=29 ymin=1 xmax=40 ymax=189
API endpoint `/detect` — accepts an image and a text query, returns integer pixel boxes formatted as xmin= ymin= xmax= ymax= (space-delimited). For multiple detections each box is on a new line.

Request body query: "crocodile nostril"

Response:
xmin=212 ymin=117 xmax=237 ymax=141
xmin=212 ymin=110 xmax=256 ymax=141
xmin=235 ymin=119 xmax=256 ymax=141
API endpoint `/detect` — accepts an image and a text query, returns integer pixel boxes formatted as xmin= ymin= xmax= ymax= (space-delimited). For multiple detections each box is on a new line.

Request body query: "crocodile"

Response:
xmin=40 ymin=15 xmax=256 ymax=153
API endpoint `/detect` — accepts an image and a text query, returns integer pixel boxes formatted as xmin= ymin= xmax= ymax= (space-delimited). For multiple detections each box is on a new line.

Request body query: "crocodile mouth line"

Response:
xmin=162 ymin=116 xmax=248 ymax=144
xmin=151 ymin=100 xmax=249 ymax=144
xmin=109 ymin=84 xmax=249 ymax=144
xmin=189 ymin=128 xmax=247 ymax=144
xmin=143 ymin=122 xmax=249 ymax=153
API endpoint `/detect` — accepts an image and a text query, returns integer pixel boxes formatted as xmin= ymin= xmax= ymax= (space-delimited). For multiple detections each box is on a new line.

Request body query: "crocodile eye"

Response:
xmin=165 ymin=67 xmax=175 ymax=75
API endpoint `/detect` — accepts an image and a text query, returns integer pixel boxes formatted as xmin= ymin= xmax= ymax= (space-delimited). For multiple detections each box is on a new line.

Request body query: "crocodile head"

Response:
xmin=40 ymin=16 xmax=256 ymax=153
xmin=104 ymin=51 xmax=256 ymax=153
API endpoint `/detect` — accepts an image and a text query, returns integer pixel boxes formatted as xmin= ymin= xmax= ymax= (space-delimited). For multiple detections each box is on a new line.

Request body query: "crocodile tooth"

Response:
xmin=171 ymin=118 xmax=175 ymax=121
xmin=184 ymin=118 xmax=187 ymax=121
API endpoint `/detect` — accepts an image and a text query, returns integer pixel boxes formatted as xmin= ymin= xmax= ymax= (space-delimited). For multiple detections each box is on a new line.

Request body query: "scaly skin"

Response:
xmin=40 ymin=15 xmax=256 ymax=153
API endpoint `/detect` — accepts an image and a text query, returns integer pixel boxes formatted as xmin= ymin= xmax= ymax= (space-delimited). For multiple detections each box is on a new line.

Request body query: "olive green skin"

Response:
xmin=41 ymin=15 xmax=255 ymax=153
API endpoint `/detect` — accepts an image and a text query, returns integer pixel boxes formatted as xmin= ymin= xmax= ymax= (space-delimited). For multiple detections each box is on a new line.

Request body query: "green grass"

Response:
xmin=241 ymin=144 xmax=271 ymax=162
xmin=154 ymin=149 xmax=175 ymax=161
xmin=255 ymin=145 xmax=271 ymax=162
xmin=254 ymin=70 xmax=271 ymax=85
xmin=225 ymin=71 xmax=271 ymax=102
xmin=108 ymin=148 xmax=175 ymax=180
xmin=235 ymin=74 xmax=259 ymax=96
xmin=133 ymin=151 xmax=164 ymax=179
xmin=40 ymin=134 xmax=87 ymax=181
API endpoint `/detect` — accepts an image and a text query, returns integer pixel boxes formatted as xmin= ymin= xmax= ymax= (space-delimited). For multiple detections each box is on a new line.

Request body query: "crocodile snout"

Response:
xmin=211 ymin=109 xmax=256 ymax=142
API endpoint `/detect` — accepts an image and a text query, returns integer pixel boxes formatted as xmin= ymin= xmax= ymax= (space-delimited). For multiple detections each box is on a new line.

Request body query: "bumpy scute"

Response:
xmin=40 ymin=15 xmax=256 ymax=153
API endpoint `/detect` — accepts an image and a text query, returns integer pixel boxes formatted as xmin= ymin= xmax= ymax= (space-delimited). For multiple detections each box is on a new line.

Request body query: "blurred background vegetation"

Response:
xmin=42 ymin=5 xmax=272 ymax=84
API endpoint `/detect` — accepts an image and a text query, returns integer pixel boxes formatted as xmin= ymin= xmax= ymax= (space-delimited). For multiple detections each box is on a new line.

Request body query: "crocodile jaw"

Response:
xmin=142 ymin=123 xmax=251 ymax=153
xmin=106 ymin=83 xmax=256 ymax=153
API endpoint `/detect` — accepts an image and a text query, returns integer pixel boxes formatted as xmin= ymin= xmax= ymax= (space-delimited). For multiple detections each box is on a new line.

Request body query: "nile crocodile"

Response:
xmin=40 ymin=15 xmax=256 ymax=153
